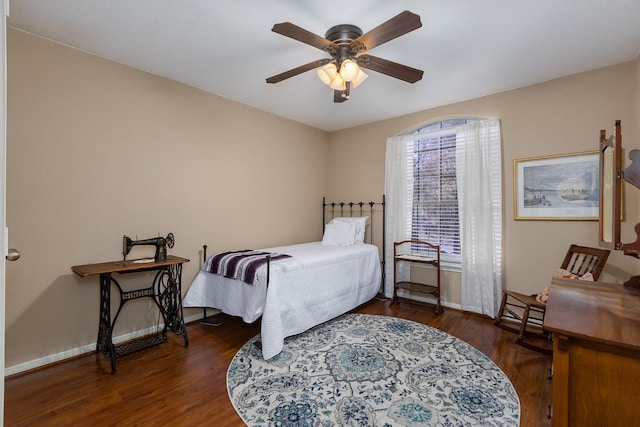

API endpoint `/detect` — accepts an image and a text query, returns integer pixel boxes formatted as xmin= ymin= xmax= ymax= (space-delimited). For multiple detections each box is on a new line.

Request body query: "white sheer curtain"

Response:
xmin=383 ymin=135 xmax=414 ymax=297
xmin=384 ymin=119 xmax=503 ymax=315
xmin=455 ymin=120 xmax=503 ymax=317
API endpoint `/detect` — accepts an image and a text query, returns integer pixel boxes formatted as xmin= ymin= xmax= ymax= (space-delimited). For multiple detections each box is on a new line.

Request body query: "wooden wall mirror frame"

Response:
xmin=622 ymin=147 xmax=640 ymax=271
xmin=599 ymin=120 xmax=622 ymax=250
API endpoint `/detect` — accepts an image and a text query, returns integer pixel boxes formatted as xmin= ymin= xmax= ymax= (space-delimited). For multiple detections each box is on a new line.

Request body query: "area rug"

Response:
xmin=227 ymin=313 xmax=520 ymax=426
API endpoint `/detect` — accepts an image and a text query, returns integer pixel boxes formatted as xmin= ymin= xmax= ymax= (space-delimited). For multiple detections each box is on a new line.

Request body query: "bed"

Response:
xmin=182 ymin=197 xmax=385 ymax=359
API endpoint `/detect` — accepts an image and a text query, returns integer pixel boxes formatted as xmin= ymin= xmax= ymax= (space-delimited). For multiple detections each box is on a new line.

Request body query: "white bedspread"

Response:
xmin=182 ymin=241 xmax=381 ymax=359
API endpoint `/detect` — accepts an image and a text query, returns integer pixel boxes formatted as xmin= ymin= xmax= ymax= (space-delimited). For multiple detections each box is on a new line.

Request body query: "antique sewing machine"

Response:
xmin=122 ymin=232 xmax=175 ymax=262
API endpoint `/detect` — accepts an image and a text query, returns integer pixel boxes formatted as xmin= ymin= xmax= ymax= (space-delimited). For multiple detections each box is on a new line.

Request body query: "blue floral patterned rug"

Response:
xmin=227 ymin=313 xmax=520 ymax=426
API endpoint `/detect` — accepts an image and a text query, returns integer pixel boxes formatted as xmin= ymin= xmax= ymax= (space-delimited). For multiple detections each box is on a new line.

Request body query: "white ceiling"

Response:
xmin=7 ymin=0 xmax=640 ymax=132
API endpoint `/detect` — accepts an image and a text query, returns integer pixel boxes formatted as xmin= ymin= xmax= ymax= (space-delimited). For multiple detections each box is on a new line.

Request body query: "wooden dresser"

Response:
xmin=544 ymin=277 xmax=640 ymax=426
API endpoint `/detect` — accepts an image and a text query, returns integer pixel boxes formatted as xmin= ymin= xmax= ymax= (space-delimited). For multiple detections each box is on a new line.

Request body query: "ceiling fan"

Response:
xmin=266 ymin=10 xmax=424 ymax=103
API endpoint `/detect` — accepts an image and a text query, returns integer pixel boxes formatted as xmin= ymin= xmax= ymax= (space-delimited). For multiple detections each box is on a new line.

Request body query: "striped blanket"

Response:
xmin=205 ymin=250 xmax=291 ymax=285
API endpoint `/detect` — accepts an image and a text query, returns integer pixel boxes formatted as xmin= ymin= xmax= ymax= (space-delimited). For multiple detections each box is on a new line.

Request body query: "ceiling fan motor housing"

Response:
xmin=325 ymin=24 xmax=362 ymax=65
xmin=324 ymin=24 xmax=362 ymax=43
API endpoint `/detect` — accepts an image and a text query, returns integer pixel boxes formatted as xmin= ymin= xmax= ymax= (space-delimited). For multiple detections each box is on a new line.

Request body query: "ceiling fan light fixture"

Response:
xmin=317 ymin=63 xmax=337 ymax=85
xmin=351 ymin=69 xmax=368 ymax=88
xmin=329 ymin=74 xmax=346 ymax=90
xmin=267 ymin=11 xmax=423 ymax=103
xmin=338 ymin=59 xmax=359 ymax=81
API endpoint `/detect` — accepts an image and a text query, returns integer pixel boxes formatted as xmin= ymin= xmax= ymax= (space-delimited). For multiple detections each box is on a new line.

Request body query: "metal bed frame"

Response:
xmin=199 ymin=195 xmax=386 ymax=326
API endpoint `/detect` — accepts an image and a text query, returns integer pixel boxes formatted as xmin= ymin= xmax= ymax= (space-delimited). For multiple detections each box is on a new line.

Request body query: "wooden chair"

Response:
xmin=494 ymin=244 xmax=610 ymax=353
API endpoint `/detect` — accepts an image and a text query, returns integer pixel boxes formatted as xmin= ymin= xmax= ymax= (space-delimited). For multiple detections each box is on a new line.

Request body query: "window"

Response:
xmin=385 ymin=118 xmax=502 ymax=313
xmin=410 ymin=119 xmax=476 ymax=266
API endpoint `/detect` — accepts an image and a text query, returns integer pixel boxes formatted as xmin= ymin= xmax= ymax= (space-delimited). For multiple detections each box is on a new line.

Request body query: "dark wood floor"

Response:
xmin=5 ymin=298 xmax=552 ymax=426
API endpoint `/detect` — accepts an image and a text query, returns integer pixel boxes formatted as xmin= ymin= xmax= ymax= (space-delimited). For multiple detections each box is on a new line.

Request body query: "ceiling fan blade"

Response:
xmin=350 ymin=10 xmax=422 ymax=53
xmin=357 ymin=54 xmax=423 ymax=83
xmin=272 ymin=22 xmax=338 ymax=54
xmin=266 ymin=59 xmax=331 ymax=84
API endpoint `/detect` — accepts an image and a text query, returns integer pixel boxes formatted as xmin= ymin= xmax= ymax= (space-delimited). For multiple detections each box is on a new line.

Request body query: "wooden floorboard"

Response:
xmin=5 ymin=298 xmax=553 ymax=426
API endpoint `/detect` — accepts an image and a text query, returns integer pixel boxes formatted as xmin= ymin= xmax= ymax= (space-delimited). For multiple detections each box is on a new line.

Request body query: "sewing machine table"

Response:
xmin=71 ymin=255 xmax=190 ymax=373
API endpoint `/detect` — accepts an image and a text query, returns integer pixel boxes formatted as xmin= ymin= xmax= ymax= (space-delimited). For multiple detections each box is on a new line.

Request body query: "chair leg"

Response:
xmin=494 ymin=293 xmax=527 ymax=336
xmin=495 ymin=292 xmax=551 ymax=354
xmin=518 ymin=304 xmax=531 ymax=342
xmin=495 ymin=292 xmax=507 ymax=323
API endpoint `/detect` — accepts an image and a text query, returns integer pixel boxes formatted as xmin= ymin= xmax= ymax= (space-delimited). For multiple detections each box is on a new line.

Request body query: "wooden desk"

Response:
xmin=72 ymin=255 xmax=190 ymax=373
xmin=544 ymin=277 xmax=640 ymax=426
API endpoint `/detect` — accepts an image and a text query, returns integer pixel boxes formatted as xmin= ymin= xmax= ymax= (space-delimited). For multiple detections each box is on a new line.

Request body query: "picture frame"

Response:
xmin=514 ymin=151 xmax=599 ymax=220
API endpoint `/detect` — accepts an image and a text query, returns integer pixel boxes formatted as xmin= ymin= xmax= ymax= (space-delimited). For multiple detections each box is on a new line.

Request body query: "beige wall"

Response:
xmin=328 ymin=60 xmax=640 ymax=304
xmin=6 ymin=28 xmax=640 ymax=370
xmin=6 ymin=29 xmax=329 ymax=369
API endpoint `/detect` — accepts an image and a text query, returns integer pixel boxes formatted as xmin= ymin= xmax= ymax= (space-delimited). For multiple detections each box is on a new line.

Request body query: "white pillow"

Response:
xmin=321 ymin=222 xmax=356 ymax=246
xmin=329 ymin=216 xmax=368 ymax=244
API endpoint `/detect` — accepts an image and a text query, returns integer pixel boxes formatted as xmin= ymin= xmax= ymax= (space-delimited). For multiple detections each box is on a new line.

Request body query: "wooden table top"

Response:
xmin=544 ymin=277 xmax=640 ymax=351
xmin=71 ymin=255 xmax=190 ymax=277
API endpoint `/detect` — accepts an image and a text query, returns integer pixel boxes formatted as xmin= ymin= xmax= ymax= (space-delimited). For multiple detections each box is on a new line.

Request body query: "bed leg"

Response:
xmin=201 ymin=307 xmax=222 ymax=327
xmin=199 ymin=245 xmax=222 ymax=326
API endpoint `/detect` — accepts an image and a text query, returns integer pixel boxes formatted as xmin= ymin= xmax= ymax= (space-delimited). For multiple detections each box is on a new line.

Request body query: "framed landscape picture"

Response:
xmin=514 ymin=151 xmax=599 ymax=220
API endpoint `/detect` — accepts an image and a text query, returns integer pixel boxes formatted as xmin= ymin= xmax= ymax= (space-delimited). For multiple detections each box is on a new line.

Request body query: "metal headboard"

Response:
xmin=322 ymin=195 xmax=386 ymax=292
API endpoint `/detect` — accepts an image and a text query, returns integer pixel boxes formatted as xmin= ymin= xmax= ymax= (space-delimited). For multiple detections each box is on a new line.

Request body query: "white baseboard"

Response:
xmin=5 ymin=311 xmax=208 ymax=377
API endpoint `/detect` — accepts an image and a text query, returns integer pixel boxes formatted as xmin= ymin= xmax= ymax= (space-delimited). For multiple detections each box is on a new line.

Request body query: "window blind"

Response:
xmin=409 ymin=128 xmax=461 ymax=262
